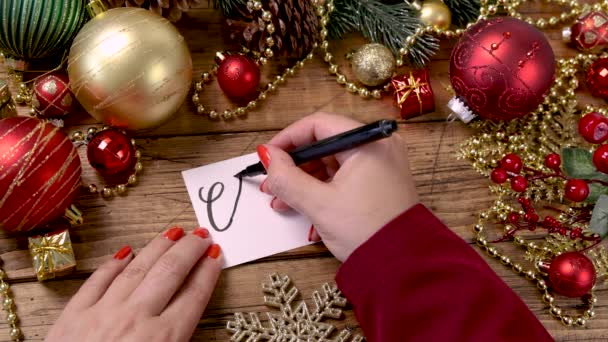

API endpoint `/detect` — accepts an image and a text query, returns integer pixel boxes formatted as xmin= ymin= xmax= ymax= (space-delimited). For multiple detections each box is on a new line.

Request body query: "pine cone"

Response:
xmin=107 ymin=0 xmax=203 ymax=22
xmin=226 ymin=0 xmax=320 ymax=59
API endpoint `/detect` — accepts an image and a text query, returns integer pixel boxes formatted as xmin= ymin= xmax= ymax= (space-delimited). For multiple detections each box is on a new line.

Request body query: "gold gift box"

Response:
xmin=28 ymin=229 xmax=76 ymax=281
xmin=0 ymin=79 xmax=17 ymax=119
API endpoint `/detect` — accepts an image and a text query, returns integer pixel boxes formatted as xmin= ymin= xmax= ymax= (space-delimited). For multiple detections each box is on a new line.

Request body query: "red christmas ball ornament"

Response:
xmin=579 ymin=112 xmax=608 ymax=144
xmin=448 ymin=17 xmax=556 ymax=123
xmin=593 ymin=144 xmax=608 ymax=174
xmin=548 ymin=252 xmax=596 ymax=298
xmin=32 ymin=71 xmax=76 ymax=117
xmin=216 ymin=53 xmax=260 ymax=101
xmin=564 ymin=179 xmax=590 ymax=202
xmin=563 ymin=11 xmax=608 ymax=52
xmin=0 ymin=117 xmax=82 ymax=232
xmin=87 ymin=129 xmax=137 ymax=176
xmin=586 ymin=58 xmax=608 ymax=100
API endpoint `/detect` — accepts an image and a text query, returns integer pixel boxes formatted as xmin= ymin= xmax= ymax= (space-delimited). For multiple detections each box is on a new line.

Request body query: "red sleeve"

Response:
xmin=336 ymin=204 xmax=554 ymax=342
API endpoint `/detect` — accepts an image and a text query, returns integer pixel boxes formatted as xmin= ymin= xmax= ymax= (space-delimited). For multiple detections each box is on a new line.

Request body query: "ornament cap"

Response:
xmin=562 ymin=27 xmax=572 ymax=43
xmin=447 ymin=97 xmax=476 ymax=123
xmin=87 ymin=0 xmax=108 ymax=18
xmin=215 ymin=51 xmax=227 ymax=64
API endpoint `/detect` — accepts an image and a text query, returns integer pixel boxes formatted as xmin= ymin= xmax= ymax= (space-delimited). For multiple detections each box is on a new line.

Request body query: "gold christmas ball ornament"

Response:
xmin=418 ymin=0 xmax=452 ymax=30
xmin=351 ymin=43 xmax=396 ymax=87
xmin=67 ymin=7 xmax=192 ymax=130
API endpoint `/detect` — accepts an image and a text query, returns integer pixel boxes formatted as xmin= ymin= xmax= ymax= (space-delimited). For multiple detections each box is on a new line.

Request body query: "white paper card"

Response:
xmin=182 ymin=153 xmax=312 ymax=268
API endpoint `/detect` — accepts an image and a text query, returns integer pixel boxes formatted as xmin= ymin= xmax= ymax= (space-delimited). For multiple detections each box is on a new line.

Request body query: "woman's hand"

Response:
xmin=46 ymin=227 xmax=223 ymax=342
xmin=258 ymin=113 xmax=418 ymax=261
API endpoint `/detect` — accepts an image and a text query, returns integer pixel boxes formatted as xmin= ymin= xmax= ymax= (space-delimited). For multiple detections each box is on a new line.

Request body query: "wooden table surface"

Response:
xmin=1 ymin=2 xmax=608 ymax=341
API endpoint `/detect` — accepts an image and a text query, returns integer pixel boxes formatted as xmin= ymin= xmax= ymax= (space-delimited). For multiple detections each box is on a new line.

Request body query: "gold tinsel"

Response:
xmin=461 ymin=52 xmax=608 ymax=327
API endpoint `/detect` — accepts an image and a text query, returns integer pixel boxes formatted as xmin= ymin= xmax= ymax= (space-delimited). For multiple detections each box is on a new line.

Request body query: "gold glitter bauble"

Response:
xmin=419 ymin=0 xmax=452 ymax=30
xmin=351 ymin=43 xmax=396 ymax=87
xmin=67 ymin=8 xmax=192 ymax=130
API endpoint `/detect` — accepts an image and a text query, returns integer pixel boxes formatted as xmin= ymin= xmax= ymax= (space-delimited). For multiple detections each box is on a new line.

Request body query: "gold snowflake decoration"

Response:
xmin=226 ymin=273 xmax=364 ymax=342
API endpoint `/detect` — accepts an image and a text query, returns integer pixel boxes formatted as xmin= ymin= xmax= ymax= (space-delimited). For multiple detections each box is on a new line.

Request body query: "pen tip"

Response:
xmin=234 ymin=171 xmax=244 ymax=178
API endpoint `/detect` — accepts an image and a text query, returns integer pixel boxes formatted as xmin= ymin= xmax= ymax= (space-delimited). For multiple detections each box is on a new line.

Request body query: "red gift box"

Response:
xmin=391 ymin=69 xmax=435 ymax=119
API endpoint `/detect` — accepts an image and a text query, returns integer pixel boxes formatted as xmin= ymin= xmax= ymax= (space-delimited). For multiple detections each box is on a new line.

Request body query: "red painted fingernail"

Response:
xmin=114 ymin=245 xmax=132 ymax=260
xmin=193 ymin=227 xmax=209 ymax=239
xmin=163 ymin=227 xmax=184 ymax=241
xmin=256 ymin=145 xmax=271 ymax=169
xmin=259 ymin=179 xmax=267 ymax=192
xmin=308 ymin=225 xmax=315 ymax=242
xmin=205 ymin=244 xmax=221 ymax=259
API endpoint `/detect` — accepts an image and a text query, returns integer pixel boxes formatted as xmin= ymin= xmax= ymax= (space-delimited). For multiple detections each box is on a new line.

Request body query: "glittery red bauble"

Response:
xmin=448 ymin=17 xmax=556 ymax=122
xmin=564 ymin=11 xmax=608 ymax=52
xmin=216 ymin=54 xmax=260 ymax=101
xmin=32 ymin=71 xmax=76 ymax=117
xmin=87 ymin=129 xmax=136 ymax=176
xmin=586 ymin=58 xmax=608 ymax=100
xmin=548 ymin=252 xmax=596 ymax=298
xmin=0 ymin=117 xmax=82 ymax=233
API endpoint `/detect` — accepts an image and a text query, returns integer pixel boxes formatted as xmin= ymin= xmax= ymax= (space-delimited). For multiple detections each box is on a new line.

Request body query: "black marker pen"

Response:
xmin=234 ymin=119 xmax=399 ymax=178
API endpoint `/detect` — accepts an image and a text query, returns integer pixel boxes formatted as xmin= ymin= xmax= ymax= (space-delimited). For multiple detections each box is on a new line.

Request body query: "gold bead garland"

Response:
xmin=459 ymin=51 xmax=608 ymax=325
xmin=0 ymin=267 xmax=21 ymax=341
xmin=70 ymin=127 xmax=143 ymax=199
xmin=474 ymin=199 xmax=597 ymax=326
xmin=191 ymin=0 xmax=330 ymax=121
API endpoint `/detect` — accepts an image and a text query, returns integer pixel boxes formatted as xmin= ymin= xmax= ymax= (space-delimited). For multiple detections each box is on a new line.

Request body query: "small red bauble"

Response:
xmin=563 ymin=11 xmax=608 ymax=52
xmin=87 ymin=129 xmax=137 ymax=176
xmin=508 ymin=212 xmax=520 ymax=223
xmin=501 ymin=153 xmax=523 ymax=173
xmin=593 ymin=144 xmax=608 ymax=174
xmin=32 ymin=71 xmax=76 ymax=117
xmin=544 ymin=153 xmax=561 ymax=169
xmin=578 ymin=112 xmax=608 ymax=144
xmin=0 ymin=117 xmax=82 ymax=232
xmin=548 ymin=252 xmax=596 ymax=298
xmin=491 ymin=168 xmax=508 ymax=184
xmin=510 ymin=175 xmax=527 ymax=192
xmin=448 ymin=17 xmax=555 ymax=123
xmin=564 ymin=179 xmax=590 ymax=202
xmin=586 ymin=58 xmax=608 ymax=100
xmin=216 ymin=54 xmax=260 ymax=101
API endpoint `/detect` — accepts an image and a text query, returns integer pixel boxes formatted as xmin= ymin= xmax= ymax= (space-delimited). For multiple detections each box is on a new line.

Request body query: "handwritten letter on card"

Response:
xmin=182 ymin=153 xmax=312 ymax=268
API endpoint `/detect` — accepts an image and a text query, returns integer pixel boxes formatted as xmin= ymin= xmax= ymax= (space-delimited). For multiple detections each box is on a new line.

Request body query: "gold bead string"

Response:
xmin=474 ymin=200 xmax=597 ymax=326
xmin=0 ymin=267 xmax=22 ymax=341
xmin=191 ymin=0 xmax=330 ymax=121
xmin=70 ymin=127 xmax=143 ymax=199
xmin=504 ymin=0 xmax=608 ymax=29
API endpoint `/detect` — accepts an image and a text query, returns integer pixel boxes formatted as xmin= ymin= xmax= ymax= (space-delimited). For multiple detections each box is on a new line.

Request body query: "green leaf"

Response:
xmin=590 ymin=194 xmax=608 ymax=238
xmin=562 ymin=147 xmax=608 ymax=182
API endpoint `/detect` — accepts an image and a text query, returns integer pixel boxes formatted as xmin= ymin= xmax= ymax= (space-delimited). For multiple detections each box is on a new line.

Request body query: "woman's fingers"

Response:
xmin=65 ymin=245 xmax=133 ymax=311
xmin=101 ymin=227 xmax=184 ymax=304
xmin=161 ymin=245 xmax=223 ymax=340
xmin=129 ymin=228 xmax=212 ymax=315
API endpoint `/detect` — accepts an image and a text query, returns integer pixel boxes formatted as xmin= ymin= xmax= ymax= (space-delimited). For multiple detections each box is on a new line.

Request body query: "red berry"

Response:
xmin=524 ymin=212 xmax=539 ymax=223
xmin=564 ymin=179 xmax=590 ymax=202
xmin=510 ymin=176 xmax=528 ymax=192
xmin=570 ymin=228 xmax=582 ymax=239
xmin=578 ymin=112 xmax=608 ymax=144
xmin=544 ymin=153 xmax=561 ymax=170
xmin=508 ymin=212 xmax=520 ymax=223
xmin=490 ymin=168 xmax=508 ymax=184
xmin=501 ymin=154 xmax=523 ymax=173
xmin=593 ymin=144 xmax=608 ymax=174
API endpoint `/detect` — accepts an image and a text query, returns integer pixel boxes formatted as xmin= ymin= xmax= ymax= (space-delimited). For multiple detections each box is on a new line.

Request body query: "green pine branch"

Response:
xmin=212 ymin=0 xmax=246 ymax=17
xmin=444 ymin=0 xmax=480 ymax=27
xmin=329 ymin=0 xmax=439 ymax=68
